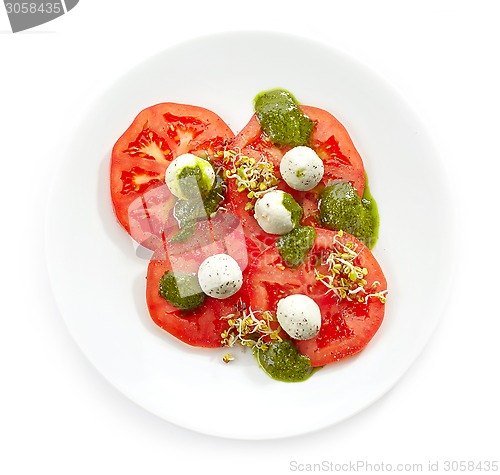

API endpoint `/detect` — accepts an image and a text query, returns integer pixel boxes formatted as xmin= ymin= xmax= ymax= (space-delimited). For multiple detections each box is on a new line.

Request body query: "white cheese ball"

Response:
xmin=277 ymin=294 xmax=321 ymax=340
xmin=254 ymin=190 xmax=294 ymax=235
xmin=198 ymin=254 xmax=243 ymax=299
xmin=165 ymin=153 xmax=215 ymax=200
xmin=280 ymin=146 xmax=324 ymax=191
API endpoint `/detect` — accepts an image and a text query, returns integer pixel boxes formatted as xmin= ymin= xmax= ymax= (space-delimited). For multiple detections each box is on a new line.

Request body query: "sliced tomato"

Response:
xmin=146 ymin=210 xmax=257 ymax=347
xmin=305 ymin=105 xmax=365 ymax=195
xmin=110 ymin=103 xmax=234 ymax=250
xmin=227 ymin=106 xmax=365 ymax=249
xmin=247 ymin=228 xmax=387 ymax=366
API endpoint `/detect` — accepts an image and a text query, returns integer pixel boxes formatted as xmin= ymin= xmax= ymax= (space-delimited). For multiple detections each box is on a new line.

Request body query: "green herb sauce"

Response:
xmin=360 ymin=181 xmax=380 ymax=249
xmin=171 ymin=173 xmax=226 ymax=242
xmin=319 ymin=180 xmax=379 ymax=249
xmin=158 ymin=271 xmax=205 ymax=310
xmin=282 ymin=192 xmax=303 ymax=228
xmin=254 ymin=340 xmax=315 ymax=382
xmin=254 ymin=88 xmax=315 ymax=147
xmin=277 ymin=226 xmax=316 ymax=267
xmin=177 ymin=164 xmax=213 ymax=200
xmin=202 ymin=173 xmax=226 ymax=216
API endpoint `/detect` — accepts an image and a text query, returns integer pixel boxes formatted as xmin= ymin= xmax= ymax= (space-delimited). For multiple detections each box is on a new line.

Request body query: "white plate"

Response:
xmin=45 ymin=31 xmax=453 ymax=439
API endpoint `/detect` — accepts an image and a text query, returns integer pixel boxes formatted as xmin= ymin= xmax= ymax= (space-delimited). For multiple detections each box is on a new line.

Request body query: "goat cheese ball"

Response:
xmin=280 ymin=146 xmax=324 ymax=191
xmin=277 ymin=294 xmax=322 ymax=340
xmin=254 ymin=190 xmax=301 ymax=235
xmin=165 ymin=153 xmax=215 ymax=200
xmin=197 ymin=254 xmax=243 ymax=299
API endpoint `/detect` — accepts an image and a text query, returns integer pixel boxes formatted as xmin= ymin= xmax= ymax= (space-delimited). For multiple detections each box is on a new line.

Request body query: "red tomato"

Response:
xmin=110 ymin=103 xmax=234 ymax=250
xmin=146 ymin=211 xmax=258 ymax=348
xmin=227 ymin=106 xmax=366 ymax=249
xmin=225 ymin=180 xmax=279 ymax=252
xmin=246 ymin=228 xmax=387 ymax=366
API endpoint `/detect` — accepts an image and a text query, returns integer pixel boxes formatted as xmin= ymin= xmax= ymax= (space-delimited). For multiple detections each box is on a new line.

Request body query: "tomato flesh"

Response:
xmin=111 ymin=103 xmax=234 ymax=250
xmin=146 ymin=210 xmax=257 ymax=347
xmin=247 ymin=228 xmax=386 ymax=366
xmin=115 ymin=100 xmax=387 ymax=367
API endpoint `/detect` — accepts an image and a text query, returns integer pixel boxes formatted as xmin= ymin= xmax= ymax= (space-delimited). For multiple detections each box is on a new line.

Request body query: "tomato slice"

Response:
xmin=227 ymin=106 xmax=366 ymax=249
xmin=110 ymin=103 xmax=234 ymax=250
xmin=146 ymin=211 xmax=258 ymax=348
xmin=246 ymin=228 xmax=387 ymax=366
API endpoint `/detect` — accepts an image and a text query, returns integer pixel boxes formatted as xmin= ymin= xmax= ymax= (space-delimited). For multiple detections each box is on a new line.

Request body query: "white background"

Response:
xmin=1 ymin=1 xmax=499 ymax=474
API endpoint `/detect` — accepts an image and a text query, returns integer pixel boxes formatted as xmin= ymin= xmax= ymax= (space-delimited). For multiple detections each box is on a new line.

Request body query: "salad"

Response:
xmin=110 ymin=88 xmax=388 ymax=382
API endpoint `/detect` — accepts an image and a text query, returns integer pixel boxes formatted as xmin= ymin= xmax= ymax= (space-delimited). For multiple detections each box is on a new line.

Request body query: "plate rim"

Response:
xmin=44 ymin=29 xmax=455 ymax=440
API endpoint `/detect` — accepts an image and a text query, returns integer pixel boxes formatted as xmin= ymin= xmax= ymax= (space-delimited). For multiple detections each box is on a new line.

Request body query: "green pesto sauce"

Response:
xmin=158 ymin=271 xmax=205 ymax=310
xmin=171 ymin=173 xmax=225 ymax=242
xmin=282 ymin=192 xmax=303 ymax=227
xmin=254 ymin=88 xmax=315 ymax=147
xmin=360 ymin=178 xmax=380 ymax=248
xmin=319 ymin=180 xmax=379 ymax=249
xmin=177 ymin=163 xmax=213 ymax=200
xmin=203 ymin=173 xmax=225 ymax=215
xmin=170 ymin=220 xmax=196 ymax=243
xmin=277 ymin=226 xmax=316 ymax=267
xmin=254 ymin=340 xmax=315 ymax=382
xmin=174 ymin=199 xmax=205 ymax=226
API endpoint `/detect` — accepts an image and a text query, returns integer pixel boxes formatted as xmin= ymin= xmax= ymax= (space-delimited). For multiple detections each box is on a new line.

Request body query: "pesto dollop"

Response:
xmin=254 ymin=89 xmax=315 ymax=147
xmin=277 ymin=226 xmax=316 ymax=267
xmin=319 ymin=181 xmax=379 ymax=249
xmin=177 ymin=164 xmax=213 ymax=200
xmin=158 ymin=271 xmax=205 ymax=310
xmin=171 ymin=173 xmax=225 ymax=242
xmin=254 ymin=340 xmax=314 ymax=382
xmin=203 ymin=173 xmax=226 ymax=215
xmin=282 ymin=191 xmax=303 ymax=227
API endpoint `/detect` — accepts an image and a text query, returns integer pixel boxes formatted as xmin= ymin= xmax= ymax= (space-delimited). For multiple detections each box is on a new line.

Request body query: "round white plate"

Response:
xmin=45 ymin=31 xmax=453 ymax=439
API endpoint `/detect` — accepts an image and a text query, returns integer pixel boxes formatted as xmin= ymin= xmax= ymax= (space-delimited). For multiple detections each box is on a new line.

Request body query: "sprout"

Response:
xmin=220 ymin=300 xmax=282 ymax=352
xmin=221 ymin=149 xmax=279 ymax=209
xmin=315 ymin=231 xmax=388 ymax=304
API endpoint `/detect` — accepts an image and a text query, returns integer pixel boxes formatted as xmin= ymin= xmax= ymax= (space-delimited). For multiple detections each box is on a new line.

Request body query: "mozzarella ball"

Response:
xmin=254 ymin=190 xmax=297 ymax=235
xmin=280 ymin=146 xmax=324 ymax=191
xmin=277 ymin=294 xmax=321 ymax=340
xmin=198 ymin=254 xmax=243 ymax=299
xmin=165 ymin=153 xmax=215 ymax=200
